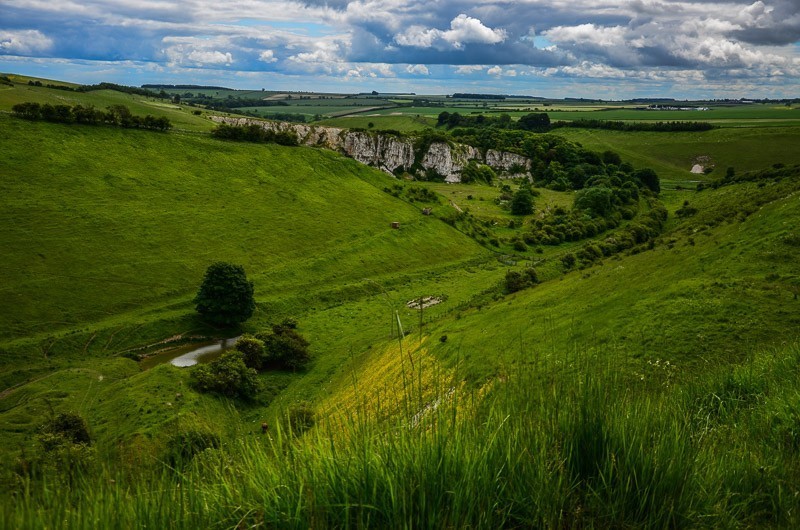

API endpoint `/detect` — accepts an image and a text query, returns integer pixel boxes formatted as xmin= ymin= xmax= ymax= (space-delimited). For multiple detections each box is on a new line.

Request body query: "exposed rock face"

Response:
xmin=421 ymin=142 xmax=482 ymax=183
xmin=486 ymin=149 xmax=531 ymax=172
xmin=209 ymin=116 xmax=530 ymax=182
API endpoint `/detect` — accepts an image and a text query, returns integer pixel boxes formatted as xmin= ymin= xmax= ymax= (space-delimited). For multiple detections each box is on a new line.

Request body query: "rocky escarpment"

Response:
xmin=210 ymin=116 xmax=531 ymax=182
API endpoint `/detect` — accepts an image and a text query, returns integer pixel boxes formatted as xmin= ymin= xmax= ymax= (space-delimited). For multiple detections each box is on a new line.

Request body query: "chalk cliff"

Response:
xmin=210 ymin=116 xmax=530 ymax=182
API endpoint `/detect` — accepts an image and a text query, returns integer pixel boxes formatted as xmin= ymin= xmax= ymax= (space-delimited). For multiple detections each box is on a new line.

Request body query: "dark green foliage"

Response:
xmin=552 ymin=119 xmax=715 ymax=132
xmin=194 ymin=262 xmax=256 ymax=326
xmin=404 ymin=186 xmax=440 ymax=203
xmin=16 ymin=412 xmax=96 ymax=483
xmin=235 ymin=334 xmax=266 ymax=371
xmin=460 ymin=161 xmax=496 ymax=184
xmin=633 ymin=168 xmax=661 ymax=194
xmin=256 ymin=319 xmax=311 ymax=370
xmin=574 ymin=186 xmax=614 ymax=217
xmin=11 ymin=101 xmax=171 ymax=130
xmin=39 ymin=412 xmax=92 ymax=446
xmin=561 ymin=253 xmax=577 ymax=270
xmin=190 ymin=351 xmax=261 ymax=400
xmin=510 ymin=189 xmax=534 ymax=215
xmin=165 ymin=430 xmax=221 ymax=468
xmin=77 ymin=82 xmax=166 ymax=99
xmin=211 ymin=123 xmax=298 ymax=146
xmin=517 ymin=112 xmax=551 ymax=131
xmin=505 ymin=268 xmax=539 ymax=293
xmin=675 ymin=201 xmax=698 ymax=218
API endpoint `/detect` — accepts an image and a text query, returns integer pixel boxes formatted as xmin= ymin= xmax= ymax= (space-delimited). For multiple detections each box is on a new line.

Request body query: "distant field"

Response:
xmin=551 ymin=126 xmax=800 ymax=185
xmin=318 ymin=114 xmax=435 ymax=131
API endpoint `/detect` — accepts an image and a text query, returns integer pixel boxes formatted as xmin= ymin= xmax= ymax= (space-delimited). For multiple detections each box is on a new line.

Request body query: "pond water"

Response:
xmin=139 ymin=336 xmax=240 ymax=370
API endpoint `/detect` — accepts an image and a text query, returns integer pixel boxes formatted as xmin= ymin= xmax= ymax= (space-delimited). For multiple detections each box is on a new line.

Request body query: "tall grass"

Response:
xmin=6 ymin=343 xmax=800 ymax=528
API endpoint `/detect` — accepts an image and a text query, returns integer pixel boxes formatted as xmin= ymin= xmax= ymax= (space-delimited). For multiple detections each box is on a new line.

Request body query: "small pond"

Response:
xmin=140 ymin=336 xmax=240 ymax=370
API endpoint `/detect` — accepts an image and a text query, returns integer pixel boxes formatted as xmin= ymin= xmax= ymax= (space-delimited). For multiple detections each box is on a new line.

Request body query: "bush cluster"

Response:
xmin=190 ymin=352 xmax=261 ymax=400
xmin=211 ymin=123 xmax=298 ymax=146
xmin=11 ymin=102 xmax=172 ymax=131
xmin=573 ymin=201 xmax=667 ymax=266
xmin=505 ymin=268 xmax=539 ymax=293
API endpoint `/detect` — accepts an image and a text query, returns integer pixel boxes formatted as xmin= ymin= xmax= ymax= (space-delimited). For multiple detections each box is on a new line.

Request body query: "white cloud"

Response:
xmin=0 ymin=29 xmax=53 ymax=55
xmin=453 ymin=64 xmax=484 ymax=74
xmin=444 ymin=14 xmax=507 ymax=48
xmin=259 ymin=50 xmax=277 ymax=63
xmin=487 ymin=65 xmax=503 ymax=76
xmin=186 ymin=50 xmax=233 ymax=65
xmin=543 ymin=24 xmax=626 ymax=48
xmin=406 ymin=63 xmax=429 ymax=75
xmin=394 ymin=14 xmax=506 ymax=50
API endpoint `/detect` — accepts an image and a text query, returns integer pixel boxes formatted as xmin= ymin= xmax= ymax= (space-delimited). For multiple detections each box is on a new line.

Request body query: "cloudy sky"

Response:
xmin=1 ymin=0 xmax=799 ymax=98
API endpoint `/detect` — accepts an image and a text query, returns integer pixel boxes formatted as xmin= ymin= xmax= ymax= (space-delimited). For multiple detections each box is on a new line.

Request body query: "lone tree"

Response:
xmin=195 ymin=262 xmax=255 ymax=326
xmin=510 ymin=189 xmax=534 ymax=216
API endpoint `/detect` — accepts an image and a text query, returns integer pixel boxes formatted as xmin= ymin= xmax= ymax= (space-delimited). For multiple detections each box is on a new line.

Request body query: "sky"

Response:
xmin=1 ymin=0 xmax=799 ymax=99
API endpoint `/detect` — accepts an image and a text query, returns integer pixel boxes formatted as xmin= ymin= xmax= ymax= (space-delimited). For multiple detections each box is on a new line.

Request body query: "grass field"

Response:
xmin=551 ymin=126 xmax=800 ymax=186
xmin=4 ymin=77 xmax=800 ymax=527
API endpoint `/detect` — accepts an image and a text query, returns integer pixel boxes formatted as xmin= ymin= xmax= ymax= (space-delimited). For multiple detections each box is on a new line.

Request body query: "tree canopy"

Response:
xmin=194 ymin=262 xmax=255 ymax=326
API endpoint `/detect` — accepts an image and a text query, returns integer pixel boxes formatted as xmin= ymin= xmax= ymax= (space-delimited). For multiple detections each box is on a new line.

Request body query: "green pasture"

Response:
xmin=552 ymin=126 xmax=800 ymax=185
xmin=317 ymin=114 xmax=435 ymax=131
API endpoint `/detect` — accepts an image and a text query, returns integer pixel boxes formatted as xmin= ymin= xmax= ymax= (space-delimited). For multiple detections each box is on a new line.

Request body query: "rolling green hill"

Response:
xmin=3 ymin=77 xmax=800 ymax=528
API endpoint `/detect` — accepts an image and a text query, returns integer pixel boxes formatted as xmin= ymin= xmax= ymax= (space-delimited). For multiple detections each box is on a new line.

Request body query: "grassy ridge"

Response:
xmin=0 ymin=74 xmax=215 ymax=131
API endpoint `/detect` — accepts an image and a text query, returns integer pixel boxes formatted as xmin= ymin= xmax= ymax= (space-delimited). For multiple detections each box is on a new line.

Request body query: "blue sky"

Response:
xmin=1 ymin=1 xmax=799 ymax=98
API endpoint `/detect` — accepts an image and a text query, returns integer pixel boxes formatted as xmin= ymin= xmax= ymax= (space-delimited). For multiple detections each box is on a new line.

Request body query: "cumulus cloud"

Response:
xmin=1 ymin=0 xmax=798 ymax=95
xmin=406 ymin=63 xmax=429 ymax=75
xmin=259 ymin=50 xmax=277 ymax=63
xmin=395 ymin=14 xmax=506 ymax=50
xmin=453 ymin=64 xmax=484 ymax=74
xmin=0 ymin=29 xmax=53 ymax=55
xmin=186 ymin=50 xmax=233 ymax=65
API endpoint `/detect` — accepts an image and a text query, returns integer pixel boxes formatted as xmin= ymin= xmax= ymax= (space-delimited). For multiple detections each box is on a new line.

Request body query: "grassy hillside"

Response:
xmin=3 ymin=77 xmax=800 ymax=527
xmin=0 ymin=74 xmax=216 ymax=131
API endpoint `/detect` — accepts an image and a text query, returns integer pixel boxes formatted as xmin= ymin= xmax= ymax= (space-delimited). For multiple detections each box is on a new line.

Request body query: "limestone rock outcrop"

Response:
xmin=209 ymin=116 xmax=530 ymax=182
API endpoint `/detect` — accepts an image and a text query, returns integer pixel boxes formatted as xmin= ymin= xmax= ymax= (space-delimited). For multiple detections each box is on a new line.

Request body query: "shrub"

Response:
xmin=235 ymin=334 xmax=266 ymax=370
xmin=190 ymin=352 xmax=261 ymax=400
xmin=510 ymin=189 xmax=534 ymax=215
xmin=256 ymin=319 xmax=311 ymax=370
xmin=39 ymin=412 xmax=91 ymax=445
xmin=505 ymin=268 xmax=539 ymax=293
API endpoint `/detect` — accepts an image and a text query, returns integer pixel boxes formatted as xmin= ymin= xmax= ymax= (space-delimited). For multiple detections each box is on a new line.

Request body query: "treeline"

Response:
xmin=182 ymin=95 xmax=289 ymax=111
xmin=76 ymin=82 xmax=168 ymax=99
xmin=552 ymin=119 xmax=715 ymax=132
xmin=11 ymin=102 xmax=172 ymax=131
xmin=143 ymin=84 xmax=232 ymax=90
xmin=211 ymin=123 xmax=298 ymax=146
xmin=25 ymin=79 xmax=170 ymax=99
xmin=259 ymin=112 xmax=308 ymax=123
xmin=451 ymin=93 xmax=506 ymax=100
xmin=438 ymin=111 xmax=550 ymax=132
xmin=27 ymin=80 xmax=74 ymax=91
